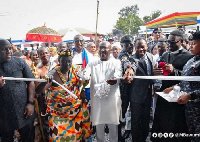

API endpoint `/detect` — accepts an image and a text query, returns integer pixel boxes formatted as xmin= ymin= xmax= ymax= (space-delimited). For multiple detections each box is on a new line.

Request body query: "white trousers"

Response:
xmin=96 ymin=124 xmax=118 ymax=142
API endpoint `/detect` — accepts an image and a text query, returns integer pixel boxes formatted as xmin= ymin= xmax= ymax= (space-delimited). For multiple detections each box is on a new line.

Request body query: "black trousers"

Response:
xmin=1 ymin=123 xmax=35 ymax=142
xmin=131 ymin=95 xmax=151 ymax=142
xmin=120 ymin=82 xmax=131 ymax=118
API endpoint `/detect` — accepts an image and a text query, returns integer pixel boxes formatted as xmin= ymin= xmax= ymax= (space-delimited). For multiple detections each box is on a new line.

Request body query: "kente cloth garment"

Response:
xmin=45 ymin=65 xmax=92 ymax=141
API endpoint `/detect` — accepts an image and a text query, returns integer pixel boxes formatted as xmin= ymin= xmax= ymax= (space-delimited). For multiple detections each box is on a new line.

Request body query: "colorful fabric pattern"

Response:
xmin=45 ymin=65 xmax=92 ymax=142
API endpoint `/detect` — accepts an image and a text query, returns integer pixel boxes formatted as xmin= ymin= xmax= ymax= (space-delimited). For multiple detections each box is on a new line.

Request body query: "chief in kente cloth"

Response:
xmin=36 ymin=49 xmax=92 ymax=142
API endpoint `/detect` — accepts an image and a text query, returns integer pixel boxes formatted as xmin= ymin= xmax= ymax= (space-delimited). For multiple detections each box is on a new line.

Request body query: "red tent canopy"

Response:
xmin=26 ymin=25 xmax=62 ymax=42
xmin=145 ymin=12 xmax=200 ymax=29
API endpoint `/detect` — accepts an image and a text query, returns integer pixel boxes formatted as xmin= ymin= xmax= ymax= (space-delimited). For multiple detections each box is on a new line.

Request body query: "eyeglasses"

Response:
xmin=75 ymin=40 xmax=83 ymax=43
xmin=1 ymin=47 xmax=12 ymax=53
xmin=124 ymin=43 xmax=133 ymax=47
xmin=154 ymin=31 xmax=161 ymax=34
xmin=167 ymin=40 xmax=180 ymax=44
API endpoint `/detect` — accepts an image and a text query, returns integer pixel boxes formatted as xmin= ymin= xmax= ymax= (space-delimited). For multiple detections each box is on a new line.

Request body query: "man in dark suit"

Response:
xmin=151 ymin=30 xmax=193 ymax=142
xmin=118 ymin=35 xmax=134 ymax=141
xmin=123 ymin=37 xmax=154 ymax=142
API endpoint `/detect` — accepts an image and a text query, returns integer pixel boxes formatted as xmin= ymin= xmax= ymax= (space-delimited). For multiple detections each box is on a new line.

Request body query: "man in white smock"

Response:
xmin=78 ymin=41 xmax=122 ymax=142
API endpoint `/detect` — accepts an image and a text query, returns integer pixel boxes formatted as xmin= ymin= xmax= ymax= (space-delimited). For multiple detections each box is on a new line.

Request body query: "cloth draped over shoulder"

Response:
xmin=72 ymin=48 xmax=89 ymax=69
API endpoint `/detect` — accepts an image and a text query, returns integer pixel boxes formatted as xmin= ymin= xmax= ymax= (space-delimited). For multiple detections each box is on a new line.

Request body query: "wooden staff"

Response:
xmin=34 ymin=98 xmax=47 ymax=142
xmin=30 ymin=62 xmax=47 ymax=142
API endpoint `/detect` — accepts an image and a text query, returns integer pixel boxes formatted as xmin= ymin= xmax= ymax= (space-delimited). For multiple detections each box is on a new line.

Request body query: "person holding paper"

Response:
xmin=151 ymin=30 xmax=193 ymax=142
xmin=164 ymin=31 xmax=200 ymax=142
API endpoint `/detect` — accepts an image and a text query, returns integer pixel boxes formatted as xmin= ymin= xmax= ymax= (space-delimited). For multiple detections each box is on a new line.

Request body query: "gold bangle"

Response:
xmin=43 ymin=75 xmax=49 ymax=80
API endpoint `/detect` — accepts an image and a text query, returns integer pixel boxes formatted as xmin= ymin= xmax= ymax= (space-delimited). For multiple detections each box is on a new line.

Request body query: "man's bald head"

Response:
xmin=0 ymin=39 xmax=11 ymax=48
xmin=99 ymin=41 xmax=111 ymax=49
xmin=0 ymin=38 xmax=12 ymax=63
xmin=99 ymin=41 xmax=111 ymax=61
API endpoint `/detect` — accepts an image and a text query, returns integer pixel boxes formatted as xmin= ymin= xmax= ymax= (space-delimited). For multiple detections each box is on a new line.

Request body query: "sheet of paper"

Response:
xmin=156 ymin=92 xmax=178 ymax=102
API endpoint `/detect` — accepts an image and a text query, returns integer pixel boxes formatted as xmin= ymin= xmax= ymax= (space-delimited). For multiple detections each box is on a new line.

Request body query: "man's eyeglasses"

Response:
xmin=75 ymin=40 xmax=83 ymax=43
xmin=1 ymin=47 xmax=12 ymax=53
xmin=167 ymin=40 xmax=180 ymax=44
xmin=154 ymin=32 xmax=161 ymax=34
xmin=124 ymin=43 xmax=133 ymax=47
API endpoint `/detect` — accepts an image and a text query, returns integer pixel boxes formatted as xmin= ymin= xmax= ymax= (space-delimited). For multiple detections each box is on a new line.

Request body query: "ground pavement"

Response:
xmin=92 ymin=122 xmax=153 ymax=142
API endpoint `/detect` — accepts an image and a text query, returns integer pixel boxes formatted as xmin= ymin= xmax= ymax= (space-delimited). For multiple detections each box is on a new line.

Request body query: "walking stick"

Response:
xmin=30 ymin=62 xmax=47 ymax=142
xmin=34 ymin=98 xmax=47 ymax=142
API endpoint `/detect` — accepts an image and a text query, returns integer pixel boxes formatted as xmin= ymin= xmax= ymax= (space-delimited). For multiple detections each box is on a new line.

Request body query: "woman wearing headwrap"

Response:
xmin=36 ymin=49 xmax=92 ymax=141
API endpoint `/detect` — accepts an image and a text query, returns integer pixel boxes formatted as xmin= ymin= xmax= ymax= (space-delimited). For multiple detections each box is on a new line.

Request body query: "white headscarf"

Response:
xmin=111 ymin=42 xmax=122 ymax=49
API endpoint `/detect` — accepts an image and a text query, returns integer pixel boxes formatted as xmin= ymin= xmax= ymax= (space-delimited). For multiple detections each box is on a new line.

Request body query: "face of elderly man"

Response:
xmin=74 ymin=35 xmax=84 ymax=53
xmin=87 ymin=42 xmax=96 ymax=55
xmin=57 ymin=42 xmax=67 ymax=52
xmin=98 ymin=41 xmax=111 ymax=61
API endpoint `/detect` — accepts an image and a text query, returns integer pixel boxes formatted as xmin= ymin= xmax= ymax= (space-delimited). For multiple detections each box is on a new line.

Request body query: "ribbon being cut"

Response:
xmin=2 ymin=75 xmax=200 ymax=100
xmin=2 ymin=77 xmax=77 ymax=99
xmin=115 ymin=75 xmax=200 ymax=81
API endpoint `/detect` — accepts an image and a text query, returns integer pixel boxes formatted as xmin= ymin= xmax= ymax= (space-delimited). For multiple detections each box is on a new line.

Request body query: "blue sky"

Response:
xmin=0 ymin=0 xmax=199 ymax=39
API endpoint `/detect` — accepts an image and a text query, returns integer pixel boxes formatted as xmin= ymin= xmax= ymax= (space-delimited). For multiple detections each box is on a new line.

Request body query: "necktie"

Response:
xmin=140 ymin=56 xmax=147 ymax=73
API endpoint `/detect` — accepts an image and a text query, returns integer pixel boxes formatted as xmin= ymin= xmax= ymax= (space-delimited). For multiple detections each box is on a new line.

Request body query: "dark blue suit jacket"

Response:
xmin=124 ymin=52 xmax=154 ymax=103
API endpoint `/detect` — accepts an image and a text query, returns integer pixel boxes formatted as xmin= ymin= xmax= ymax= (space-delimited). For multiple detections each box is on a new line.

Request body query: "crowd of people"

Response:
xmin=0 ymin=27 xmax=200 ymax=142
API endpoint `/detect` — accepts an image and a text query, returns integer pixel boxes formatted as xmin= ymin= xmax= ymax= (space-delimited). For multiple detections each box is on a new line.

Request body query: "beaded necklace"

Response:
xmin=55 ymin=66 xmax=69 ymax=83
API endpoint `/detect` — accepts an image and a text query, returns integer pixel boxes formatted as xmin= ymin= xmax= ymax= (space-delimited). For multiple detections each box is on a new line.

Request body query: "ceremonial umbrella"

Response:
xmin=26 ymin=24 xmax=62 ymax=42
xmin=145 ymin=12 xmax=200 ymax=29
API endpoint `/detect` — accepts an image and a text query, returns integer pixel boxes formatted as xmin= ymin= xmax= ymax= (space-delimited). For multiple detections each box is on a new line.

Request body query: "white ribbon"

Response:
xmin=2 ymin=77 xmax=77 ymax=99
xmin=3 ymin=77 xmax=47 ymax=82
xmin=115 ymin=76 xmax=200 ymax=82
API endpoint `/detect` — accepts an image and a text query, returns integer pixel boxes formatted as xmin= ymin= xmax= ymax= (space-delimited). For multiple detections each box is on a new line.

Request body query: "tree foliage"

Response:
xmin=114 ymin=12 xmax=144 ymax=35
xmin=143 ymin=10 xmax=162 ymax=23
xmin=113 ymin=5 xmax=162 ymax=35
xmin=114 ymin=5 xmax=144 ymax=35
xmin=118 ymin=4 xmax=139 ymax=17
